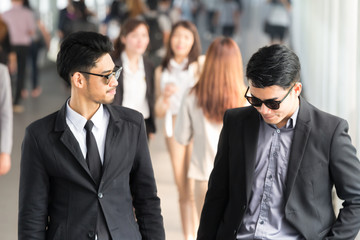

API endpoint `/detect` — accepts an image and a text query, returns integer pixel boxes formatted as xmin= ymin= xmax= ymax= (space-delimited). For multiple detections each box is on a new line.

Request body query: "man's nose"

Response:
xmin=108 ymin=75 xmax=118 ymax=87
xmin=259 ymin=103 xmax=272 ymax=114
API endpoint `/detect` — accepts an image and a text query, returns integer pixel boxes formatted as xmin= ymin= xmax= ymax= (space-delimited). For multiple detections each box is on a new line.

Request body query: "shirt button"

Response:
xmin=276 ymin=129 xmax=280 ymax=133
xmin=260 ymin=220 xmax=264 ymax=225
xmin=98 ymin=193 xmax=103 ymax=199
xmin=88 ymin=231 xmax=95 ymax=238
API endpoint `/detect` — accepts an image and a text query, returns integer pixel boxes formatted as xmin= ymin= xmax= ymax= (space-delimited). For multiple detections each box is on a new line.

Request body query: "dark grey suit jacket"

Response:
xmin=197 ymin=97 xmax=360 ymax=240
xmin=18 ymin=103 xmax=165 ymax=240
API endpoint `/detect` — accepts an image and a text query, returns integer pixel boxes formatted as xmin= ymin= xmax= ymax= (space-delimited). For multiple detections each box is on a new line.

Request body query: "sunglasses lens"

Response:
xmin=115 ymin=67 xmax=122 ymax=80
xmin=247 ymin=97 xmax=262 ymax=107
xmin=265 ymin=101 xmax=280 ymax=110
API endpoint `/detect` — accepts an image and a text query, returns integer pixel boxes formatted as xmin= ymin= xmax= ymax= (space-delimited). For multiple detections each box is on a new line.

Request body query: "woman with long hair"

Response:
xmin=174 ymin=37 xmax=247 ymax=220
xmin=112 ymin=18 xmax=156 ymax=138
xmin=155 ymin=20 xmax=203 ymax=240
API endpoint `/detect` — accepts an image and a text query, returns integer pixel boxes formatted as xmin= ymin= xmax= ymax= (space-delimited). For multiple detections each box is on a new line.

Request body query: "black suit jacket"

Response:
xmin=197 ymin=97 xmax=360 ymax=240
xmin=112 ymin=55 xmax=156 ymax=135
xmin=18 ymin=103 xmax=165 ymax=240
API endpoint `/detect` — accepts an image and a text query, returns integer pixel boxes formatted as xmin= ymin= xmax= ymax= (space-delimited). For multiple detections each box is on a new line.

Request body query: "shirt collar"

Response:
xmin=286 ymin=106 xmax=299 ymax=129
xmin=121 ymin=52 xmax=144 ymax=72
xmin=169 ymin=58 xmax=188 ymax=70
xmin=66 ymin=99 xmax=105 ymax=131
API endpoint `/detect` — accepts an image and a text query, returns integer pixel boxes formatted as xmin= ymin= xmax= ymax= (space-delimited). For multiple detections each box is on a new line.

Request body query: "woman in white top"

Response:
xmin=155 ymin=20 xmax=203 ymax=240
xmin=174 ymin=37 xmax=247 ymax=220
xmin=112 ymin=18 xmax=157 ymax=139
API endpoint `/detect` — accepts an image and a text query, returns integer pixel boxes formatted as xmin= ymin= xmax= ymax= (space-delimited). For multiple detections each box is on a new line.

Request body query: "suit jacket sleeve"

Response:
xmin=326 ymin=119 xmax=360 ymax=239
xmin=197 ymin=111 xmax=230 ymax=240
xmin=130 ymin=116 xmax=165 ymax=240
xmin=18 ymin=127 xmax=49 ymax=240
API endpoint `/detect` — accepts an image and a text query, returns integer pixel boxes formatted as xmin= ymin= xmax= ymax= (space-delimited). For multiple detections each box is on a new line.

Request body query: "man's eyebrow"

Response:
xmin=100 ymin=66 xmax=115 ymax=74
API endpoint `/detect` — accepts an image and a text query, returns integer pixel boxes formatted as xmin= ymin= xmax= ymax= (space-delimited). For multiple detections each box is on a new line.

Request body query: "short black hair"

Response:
xmin=246 ymin=44 xmax=301 ymax=89
xmin=57 ymin=31 xmax=113 ymax=86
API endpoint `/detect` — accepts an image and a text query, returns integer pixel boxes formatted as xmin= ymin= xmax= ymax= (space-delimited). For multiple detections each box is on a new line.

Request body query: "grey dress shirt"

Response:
xmin=237 ymin=108 xmax=303 ymax=240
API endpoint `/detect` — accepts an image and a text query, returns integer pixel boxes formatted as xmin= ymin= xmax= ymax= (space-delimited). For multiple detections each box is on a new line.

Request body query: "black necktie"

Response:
xmin=84 ymin=120 xmax=102 ymax=186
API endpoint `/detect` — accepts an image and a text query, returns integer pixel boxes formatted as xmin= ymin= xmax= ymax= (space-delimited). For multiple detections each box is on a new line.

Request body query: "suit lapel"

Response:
xmin=101 ymin=105 xmax=121 ymax=177
xmin=243 ymin=109 xmax=260 ymax=202
xmin=60 ymin=128 xmax=90 ymax=174
xmin=284 ymin=97 xmax=311 ymax=202
xmin=55 ymin=102 xmax=93 ymax=179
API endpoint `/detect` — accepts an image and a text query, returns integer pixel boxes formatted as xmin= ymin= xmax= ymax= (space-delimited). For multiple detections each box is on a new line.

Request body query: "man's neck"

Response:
xmin=68 ymin=96 xmax=100 ymax=120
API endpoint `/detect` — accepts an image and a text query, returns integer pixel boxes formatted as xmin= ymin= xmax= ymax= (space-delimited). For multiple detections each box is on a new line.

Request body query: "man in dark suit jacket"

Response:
xmin=18 ymin=31 xmax=165 ymax=240
xmin=197 ymin=45 xmax=360 ymax=240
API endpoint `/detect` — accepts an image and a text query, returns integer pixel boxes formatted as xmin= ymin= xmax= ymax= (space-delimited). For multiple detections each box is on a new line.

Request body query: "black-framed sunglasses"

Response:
xmin=244 ymin=83 xmax=296 ymax=110
xmin=79 ymin=66 xmax=122 ymax=85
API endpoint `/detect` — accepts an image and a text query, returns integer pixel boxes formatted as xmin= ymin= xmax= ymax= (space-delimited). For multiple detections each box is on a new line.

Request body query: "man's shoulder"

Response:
xmin=300 ymin=98 xmax=344 ymax=125
xmin=26 ymin=110 xmax=59 ymax=135
xmin=226 ymin=106 xmax=257 ymax=119
xmin=106 ymin=104 xmax=144 ymax=127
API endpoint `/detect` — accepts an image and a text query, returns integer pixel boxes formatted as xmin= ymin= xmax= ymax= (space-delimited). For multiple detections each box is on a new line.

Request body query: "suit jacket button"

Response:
xmin=88 ymin=231 xmax=95 ymax=238
xmin=98 ymin=192 xmax=103 ymax=199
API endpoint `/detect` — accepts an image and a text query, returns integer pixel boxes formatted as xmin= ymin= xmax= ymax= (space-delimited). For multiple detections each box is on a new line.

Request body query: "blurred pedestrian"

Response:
xmin=23 ymin=0 xmax=51 ymax=98
xmin=0 ymin=18 xmax=16 ymax=73
xmin=0 ymin=63 xmax=12 ymax=176
xmin=218 ymin=0 xmax=242 ymax=38
xmin=264 ymin=0 xmax=291 ymax=44
xmin=175 ymin=37 xmax=247 ymax=221
xmin=100 ymin=0 xmax=128 ymax=42
xmin=201 ymin=0 xmax=218 ymax=39
xmin=112 ymin=18 xmax=156 ymax=139
xmin=155 ymin=20 xmax=204 ymax=240
xmin=2 ymin=0 xmax=36 ymax=113
xmin=58 ymin=0 xmax=97 ymax=40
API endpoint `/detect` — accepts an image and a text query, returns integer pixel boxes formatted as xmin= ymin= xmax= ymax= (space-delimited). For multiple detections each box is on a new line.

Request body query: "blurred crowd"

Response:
xmin=0 ymin=0 xmax=292 ymax=239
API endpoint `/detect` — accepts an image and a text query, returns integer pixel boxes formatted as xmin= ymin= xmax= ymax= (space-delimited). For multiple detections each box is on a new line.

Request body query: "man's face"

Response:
xmin=83 ymin=53 xmax=118 ymax=105
xmin=248 ymin=83 xmax=302 ymax=128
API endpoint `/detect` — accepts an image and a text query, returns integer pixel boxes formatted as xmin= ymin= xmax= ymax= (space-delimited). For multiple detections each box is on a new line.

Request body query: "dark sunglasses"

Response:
xmin=79 ymin=66 xmax=122 ymax=85
xmin=244 ymin=84 xmax=296 ymax=110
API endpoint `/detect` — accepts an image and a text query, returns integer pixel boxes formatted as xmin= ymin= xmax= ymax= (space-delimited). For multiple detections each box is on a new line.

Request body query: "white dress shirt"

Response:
xmin=66 ymin=101 xmax=110 ymax=164
xmin=121 ymin=52 xmax=150 ymax=119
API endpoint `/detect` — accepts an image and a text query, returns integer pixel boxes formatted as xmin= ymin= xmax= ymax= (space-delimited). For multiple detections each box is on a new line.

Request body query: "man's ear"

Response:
xmin=294 ymin=82 xmax=302 ymax=97
xmin=71 ymin=72 xmax=86 ymax=88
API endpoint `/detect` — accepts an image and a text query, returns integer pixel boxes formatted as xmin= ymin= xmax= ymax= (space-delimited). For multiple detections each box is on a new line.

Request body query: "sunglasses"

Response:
xmin=79 ymin=66 xmax=122 ymax=85
xmin=244 ymin=84 xmax=296 ymax=110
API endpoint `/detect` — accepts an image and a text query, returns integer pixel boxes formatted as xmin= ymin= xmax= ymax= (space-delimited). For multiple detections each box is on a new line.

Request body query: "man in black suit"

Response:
xmin=18 ymin=31 xmax=165 ymax=240
xmin=197 ymin=45 xmax=360 ymax=240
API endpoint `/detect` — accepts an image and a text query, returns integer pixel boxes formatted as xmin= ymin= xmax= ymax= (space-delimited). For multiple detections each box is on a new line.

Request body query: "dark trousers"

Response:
xmin=29 ymin=40 xmax=43 ymax=89
xmin=207 ymin=11 xmax=217 ymax=34
xmin=222 ymin=25 xmax=235 ymax=37
xmin=13 ymin=45 xmax=30 ymax=105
